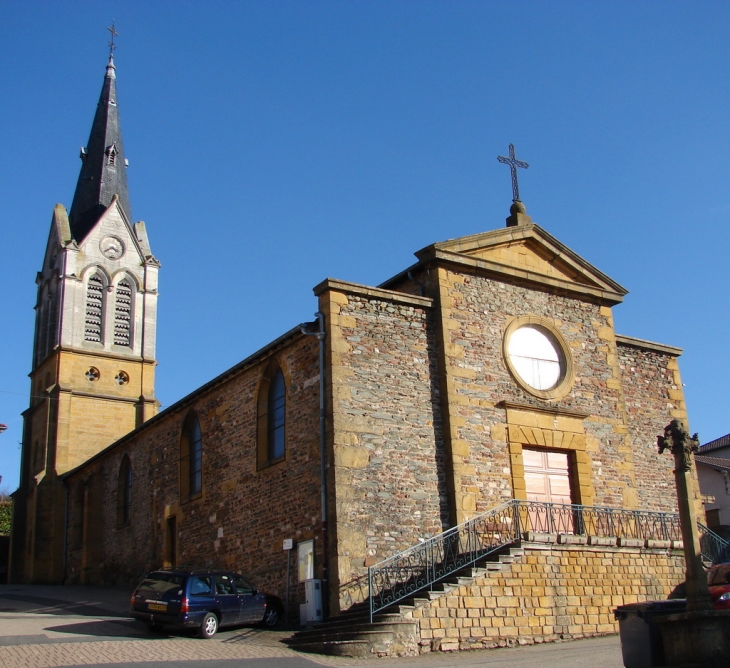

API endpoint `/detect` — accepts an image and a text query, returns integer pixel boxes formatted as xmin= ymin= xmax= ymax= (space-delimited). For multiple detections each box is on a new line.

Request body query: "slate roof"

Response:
xmin=68 ymin=56 xmax=131 ymax=241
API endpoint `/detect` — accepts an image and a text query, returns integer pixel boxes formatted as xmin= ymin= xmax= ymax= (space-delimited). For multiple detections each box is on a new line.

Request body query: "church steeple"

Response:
xmin=9 ymin=37 xmax=159 ymax=584
xmin=68 ymin=54 xmax=131 ymax=241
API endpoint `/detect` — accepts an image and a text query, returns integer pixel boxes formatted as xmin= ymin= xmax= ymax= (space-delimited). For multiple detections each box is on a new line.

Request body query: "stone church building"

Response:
xmin=11 ymin=55 xmax=697 ymax=651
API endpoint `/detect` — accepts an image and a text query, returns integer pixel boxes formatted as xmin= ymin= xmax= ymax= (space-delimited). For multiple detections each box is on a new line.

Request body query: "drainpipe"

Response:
xmin=300 ymin=312 xmax=329 ymax=619
xmin=407 ymin=270 xmax=425 ymax=297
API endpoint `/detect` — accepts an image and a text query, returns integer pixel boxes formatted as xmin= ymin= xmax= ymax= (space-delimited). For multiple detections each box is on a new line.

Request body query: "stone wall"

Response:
xmin=434 ymin=268 xmax=638 ymax=513
xmin=617 ymin=338 xmax=685 ymax=513
xmin=411 ymin=541 xmax=685 ymax=652
xmin=318 ymin=282 xmax=447 ymax=605
xmin=64 ymin=332 xmax=322 ymax=615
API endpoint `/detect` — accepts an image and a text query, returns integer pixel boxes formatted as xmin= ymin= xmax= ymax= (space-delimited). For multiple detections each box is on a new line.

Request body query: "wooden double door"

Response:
xmin=522 ymin=448 xmax=574 ymax=533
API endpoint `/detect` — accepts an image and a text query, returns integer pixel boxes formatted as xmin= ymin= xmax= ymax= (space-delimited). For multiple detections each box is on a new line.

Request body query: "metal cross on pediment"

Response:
xmin=497 ymin=144 xmax=529 ymax=202
xmin=107 ymin=21 xmax=119 ymax=57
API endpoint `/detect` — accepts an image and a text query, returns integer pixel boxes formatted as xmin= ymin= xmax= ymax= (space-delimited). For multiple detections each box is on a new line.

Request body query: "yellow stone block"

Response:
xmin=450 ymin=440 xmax=471 ymax=457
xmin=556 ymin=416 xmax=585 ymax=434
xmin=491 ymin=425 xmax=507 ymax=442
xmin=451 ymin=366 xmax=477 ymax=379
xmin=330 ymin=338 xmax=352 ymax=354
xmin=445 ymin=343 xmax=465 ymax=359
xmin=596 ymin=326 xmax=615 ymax=342
xmin=463 ymin=597 xmax=485 ymax=608
xmin=334 ymin=445 xmax=370 ymax=469
xmin=328 ymin=291 xmax=350 ymax=305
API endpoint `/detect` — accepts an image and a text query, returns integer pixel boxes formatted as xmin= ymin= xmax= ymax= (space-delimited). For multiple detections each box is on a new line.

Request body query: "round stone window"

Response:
xmin=503 ymin=317 xmax=573 ymax=400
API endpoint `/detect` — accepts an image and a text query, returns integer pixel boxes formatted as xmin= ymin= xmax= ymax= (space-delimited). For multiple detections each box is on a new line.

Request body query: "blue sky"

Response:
xmin=1 ymin=1 xmax=729 ymax=491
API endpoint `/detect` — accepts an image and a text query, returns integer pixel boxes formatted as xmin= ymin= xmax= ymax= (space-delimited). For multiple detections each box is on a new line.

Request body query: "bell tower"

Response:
xmin=10 ymin=48 xmax=160 ymax=583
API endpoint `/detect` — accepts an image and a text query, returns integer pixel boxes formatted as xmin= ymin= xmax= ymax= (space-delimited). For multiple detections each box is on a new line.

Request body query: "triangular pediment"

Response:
xmin=77 ymin=196 xmax=146 ymax=265
xmin=410 ymin=224 xmax=627 ymax=304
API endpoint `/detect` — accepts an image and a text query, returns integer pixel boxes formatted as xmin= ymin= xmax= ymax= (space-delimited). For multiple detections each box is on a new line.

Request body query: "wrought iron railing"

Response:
xmin=699 ymin=522 xmax=730 ymax=565
xmin=366 ymin=500 xmax=730 ymax=621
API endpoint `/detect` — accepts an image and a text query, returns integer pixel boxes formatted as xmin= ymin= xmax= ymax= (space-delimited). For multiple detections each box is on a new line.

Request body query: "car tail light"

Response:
xmin=181 ymin=596 xmax=189 ymax=613
xmin=130 ymin=593 xmax=137 ymax=606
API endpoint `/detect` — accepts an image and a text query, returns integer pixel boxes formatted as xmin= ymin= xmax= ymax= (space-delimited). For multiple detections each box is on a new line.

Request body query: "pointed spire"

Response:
xmin=69 ymin=44 xmax=132 ymax=241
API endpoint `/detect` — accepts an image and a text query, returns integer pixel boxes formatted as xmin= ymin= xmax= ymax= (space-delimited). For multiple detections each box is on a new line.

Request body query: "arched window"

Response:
xmin=46 ymin=280 xmax=58 ymax=354
xmin=116 ymin=456 xmax=132 ymax=528
xmin=257 ymin=361 xmax=287 ymax=469
xmin=36 ymin=284 xmax=50 ymax=363
xmin=85 ymin=273 xmax=105 ymax=342
xmin=114 ymin=278 xmax=133 ymax=346
xmin=180 ymin=412 xmax=203 ymax=500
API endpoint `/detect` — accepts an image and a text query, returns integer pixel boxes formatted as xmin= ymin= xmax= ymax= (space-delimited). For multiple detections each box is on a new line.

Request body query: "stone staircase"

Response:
xmin=287 ymin=545 xmax=525 ymax=658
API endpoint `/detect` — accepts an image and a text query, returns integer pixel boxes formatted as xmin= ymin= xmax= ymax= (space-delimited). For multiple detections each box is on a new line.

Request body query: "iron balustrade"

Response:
xmin=366 ymin=499 xmax=730 ymax=622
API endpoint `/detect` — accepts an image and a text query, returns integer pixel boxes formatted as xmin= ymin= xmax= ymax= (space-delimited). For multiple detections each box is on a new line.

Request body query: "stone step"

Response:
xmin=290 ymin=639 xmax=372 ymax=658
xmin=289 ymin=540 xmax=527 ymax=657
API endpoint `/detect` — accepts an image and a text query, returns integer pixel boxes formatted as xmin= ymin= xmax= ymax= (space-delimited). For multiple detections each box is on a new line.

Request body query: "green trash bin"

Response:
xmin=614 ymin=599 xmax=686 ymax=668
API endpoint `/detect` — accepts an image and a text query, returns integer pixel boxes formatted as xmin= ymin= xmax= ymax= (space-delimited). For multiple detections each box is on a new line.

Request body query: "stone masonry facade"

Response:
xmin=410 ymin=542 xmax=686 ymax=653
xmin=54 ymin=219 xmax=691 ymax=638
xmin=617 ymin=336 xmax=689 ymax=512
xmin=315 ymin=238 xmax=685 ymax=612
xmin=317 ymin=283 xmax=447 ymax=596
xmin=64 ymin=331 xmax=322 ymax=617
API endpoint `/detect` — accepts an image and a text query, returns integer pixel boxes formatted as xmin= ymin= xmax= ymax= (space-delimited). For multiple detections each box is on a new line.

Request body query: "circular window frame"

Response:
xmin=503 ymin=316 xmax=574 ymax=401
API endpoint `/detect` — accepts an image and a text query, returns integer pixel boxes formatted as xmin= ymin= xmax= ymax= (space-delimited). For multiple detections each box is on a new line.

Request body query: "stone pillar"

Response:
xmin=657 ymin=419 xmax=711 ymax=611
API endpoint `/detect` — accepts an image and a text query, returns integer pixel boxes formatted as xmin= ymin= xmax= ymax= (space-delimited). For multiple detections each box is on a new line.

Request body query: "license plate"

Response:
xmin=148 ymin=603 xmax=167 ymax=611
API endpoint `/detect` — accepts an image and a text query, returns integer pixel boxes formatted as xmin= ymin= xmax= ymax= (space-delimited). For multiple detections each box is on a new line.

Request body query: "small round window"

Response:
xmin=504 ymin=318 xmax=573 ymax=400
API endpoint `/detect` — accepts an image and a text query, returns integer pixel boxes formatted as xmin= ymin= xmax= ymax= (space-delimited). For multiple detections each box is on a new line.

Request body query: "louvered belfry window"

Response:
xmin=85 ymin=274 xmax=104 ymax=342
xmin=114 ymin=279 xmax=132 ymax=346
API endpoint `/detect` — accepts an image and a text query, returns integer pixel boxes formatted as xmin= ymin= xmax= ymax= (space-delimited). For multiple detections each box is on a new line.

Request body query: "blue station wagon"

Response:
xmin=130 ymin=568 xmax=284 ymax=638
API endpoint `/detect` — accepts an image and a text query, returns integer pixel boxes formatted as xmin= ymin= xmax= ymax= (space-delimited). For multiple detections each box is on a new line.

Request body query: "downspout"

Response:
xmin=300 ymin=312 xmax=329 ymax=619
xmin=407 ymin=270 xmax=425 ymax=297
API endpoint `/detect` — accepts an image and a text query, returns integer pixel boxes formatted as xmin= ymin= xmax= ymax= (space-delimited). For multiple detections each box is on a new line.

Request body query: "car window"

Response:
xmin=138 ymin=573 xmax=186 ymax=595
xmin=215 ymin=574 xmax=236 ymax=595
xmin=190 ymin=576 xmax=212 ymax=596
xmin=233 ymin=575 xmax=254 ymax=595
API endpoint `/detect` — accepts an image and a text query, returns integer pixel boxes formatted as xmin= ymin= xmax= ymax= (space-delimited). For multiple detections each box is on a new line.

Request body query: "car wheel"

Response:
xmin=262 ymin=606 xmax=280 ymax=628
xmin=199 ymin=612 xmax=218 ymax=639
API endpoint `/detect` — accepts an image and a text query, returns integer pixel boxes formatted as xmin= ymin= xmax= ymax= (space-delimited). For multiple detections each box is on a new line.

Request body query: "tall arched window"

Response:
xmin=114 ymin=278 xmax=133 ymax=346
xmin=85 ymin=273 xmax=105 ymax=342
xmin=180 ymin=412 xmax=203 ymax=500
xmin=46 ymin=279 xmax=58 ymax=354
xmin=257 ymin=361 xmax=287 ymax=469
xmin=116 ymin=455 xmax=132 ymax=528
xmin=36 ymin=284 xmax=50 ymax=363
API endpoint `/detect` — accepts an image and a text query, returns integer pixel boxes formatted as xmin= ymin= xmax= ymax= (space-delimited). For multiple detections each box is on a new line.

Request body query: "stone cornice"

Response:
xmin=416 ymin=248 xmax=625 ymax=306
xmin=496 ymin=400 xmax=591 ymax=420
xmin=36 ymin=345 xmax=158 ymax=365
xmin=313 ymin=278 xmax=433 ymax=308
xmin=60 ymin=322 xmax=310 ymax=480
xmin=54 ymin=388 xmax=143 ymax=404
xmin=615 ymin=335 xmax=682 ymax=357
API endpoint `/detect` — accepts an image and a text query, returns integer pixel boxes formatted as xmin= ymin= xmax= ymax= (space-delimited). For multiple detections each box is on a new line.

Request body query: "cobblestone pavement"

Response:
xmin=0 ymin=585 xmax=623 ymax=668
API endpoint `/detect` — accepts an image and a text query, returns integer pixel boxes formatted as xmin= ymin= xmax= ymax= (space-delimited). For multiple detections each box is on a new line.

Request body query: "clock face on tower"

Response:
xmin=100 ymin=235 xmax=125 ymax=259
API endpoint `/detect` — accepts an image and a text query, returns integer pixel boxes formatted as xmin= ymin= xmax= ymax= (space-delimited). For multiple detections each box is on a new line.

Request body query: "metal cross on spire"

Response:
xmin=497 ymin=143 xmax=529 ymax=202
xmin=107 ymin=21 xmax=119 ymax=58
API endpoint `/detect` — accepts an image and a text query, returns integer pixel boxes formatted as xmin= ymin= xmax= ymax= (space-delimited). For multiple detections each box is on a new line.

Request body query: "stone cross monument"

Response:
xmin=657 ymin=419 xmax=712 ymax=611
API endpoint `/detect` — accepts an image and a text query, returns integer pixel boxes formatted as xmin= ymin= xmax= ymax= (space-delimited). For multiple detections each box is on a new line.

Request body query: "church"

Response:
xmin=11 ymin=52 xmax=705 ymax=653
